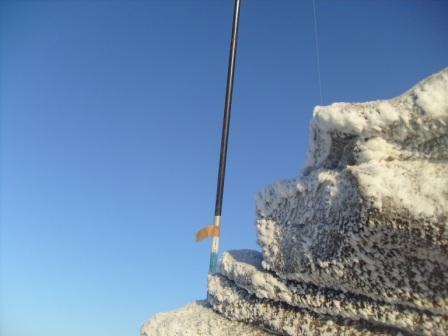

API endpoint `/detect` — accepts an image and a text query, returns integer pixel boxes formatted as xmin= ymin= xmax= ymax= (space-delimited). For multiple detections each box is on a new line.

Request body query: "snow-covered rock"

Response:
xmin=142 ymin=68 xmax=448 ymax=335
xmin=141 ymin=301 xmax=272 ymax=336
xmin=208 ymin=273 xmax=404 ymax=336
xmin=256 ymin=69 xmax=448 ymax=315
xmin=215 ymin=250 xmax=446 ymax=335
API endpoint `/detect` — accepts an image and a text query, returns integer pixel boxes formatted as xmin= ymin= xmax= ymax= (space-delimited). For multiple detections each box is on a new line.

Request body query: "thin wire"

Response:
xmin=312 ymin=0 xmax=323 ymax=104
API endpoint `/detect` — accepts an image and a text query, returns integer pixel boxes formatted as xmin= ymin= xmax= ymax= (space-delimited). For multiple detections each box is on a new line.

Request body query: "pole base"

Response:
xmin=209 ymin=251 xmax=219 ymax=273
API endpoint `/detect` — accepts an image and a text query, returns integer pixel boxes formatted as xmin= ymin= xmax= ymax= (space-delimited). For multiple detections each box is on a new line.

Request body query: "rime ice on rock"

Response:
xmin=141 ymin=301 xmax=272 ymax=336
xmin=142 ymin=69 xmax=448 ymax=335
xmin=208 ymin=273 xmax=405 ymax=336
xmin=211 ymin=250 xmax=447 ymax=336
xmin=256 ymin=69 xmax=448 ymax=315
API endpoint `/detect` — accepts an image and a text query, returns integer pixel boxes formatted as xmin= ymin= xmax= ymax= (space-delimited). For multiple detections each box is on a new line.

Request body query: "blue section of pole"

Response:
xmin=209 ymin=251 xmax=219 ymax=274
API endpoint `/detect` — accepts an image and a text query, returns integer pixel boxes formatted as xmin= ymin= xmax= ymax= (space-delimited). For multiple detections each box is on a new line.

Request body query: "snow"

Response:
xmin=351 ymin=160 xmax=448 ymax=218
xmin=256 ymin=67 xmax=448 ymax=314
xmin=354 ymin=137 xmax=403 ymax=163
xmin=217 ymin=250 xmax=446 ymax=335
xmin=141 ymin=301 xmax=272 ymax=336
xmin=415 ymin=69 xmax=448 ymax=119
xmin=257 ymin=68 xmax=448 ymax=222
xmin=208 ymin=273 xmax=406 ymax=336
xmin=305 ymin=68 xmax=448 ymax=171
xmin=313 ymin=101 xmax=398 ymax=135
xmin=256 ymin=179 xmax=297 ymax=217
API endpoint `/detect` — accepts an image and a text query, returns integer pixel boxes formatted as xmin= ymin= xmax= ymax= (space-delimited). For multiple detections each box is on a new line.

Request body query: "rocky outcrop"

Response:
xmin=142 ymin=68 xmax=448 ymax=335
xmin=208 ymin=273 xmax=403 ymax=336
xmin=255 ymin=69 xmax=448 ymax=316
xmin=141 ymin=301 xmax=272 ymax=336
xmin=212 ymin=250 xmax=447 ymax=335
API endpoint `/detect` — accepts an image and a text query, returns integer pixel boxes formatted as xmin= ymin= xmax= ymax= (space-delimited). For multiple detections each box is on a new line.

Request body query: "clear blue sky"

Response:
xmin=1 ymin=1 xmax=447 ymax=335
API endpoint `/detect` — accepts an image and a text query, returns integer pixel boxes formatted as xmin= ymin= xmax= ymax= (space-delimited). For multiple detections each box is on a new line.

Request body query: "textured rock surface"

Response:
xmin=216 ymin=250 xmax=447 ymax=336
xmin=141 ymin=301 xmax=272 ymax=336
xmin=141 ymin=69 xmax=448 ymax=335
xmin=257 ymin=69 xmax=448 ymax=314
xmin=208 ymin=273 xmax=405 ymax=336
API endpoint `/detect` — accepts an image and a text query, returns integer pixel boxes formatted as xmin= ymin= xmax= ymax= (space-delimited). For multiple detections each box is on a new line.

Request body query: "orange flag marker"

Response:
xmin=196 ymin=225 xmax=220 ymax=242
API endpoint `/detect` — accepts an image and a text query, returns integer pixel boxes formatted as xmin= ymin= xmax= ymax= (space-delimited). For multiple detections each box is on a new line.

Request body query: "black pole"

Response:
xmin=214 ymin=0 xmax=241 ymax=217
xmin=207 ymin=0 xmax=242 ymax=274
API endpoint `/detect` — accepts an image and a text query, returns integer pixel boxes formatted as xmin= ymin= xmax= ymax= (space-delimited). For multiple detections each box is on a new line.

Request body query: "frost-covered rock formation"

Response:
xmin=256 ymin=69 xmax=448 ymax=315
xmin=210 ymin=250 xmax=446 ymax=335
xmin=141 ymin=301 xmax=272 ymax=336
xmin=142 ymin=68 xmax=448 ymax=336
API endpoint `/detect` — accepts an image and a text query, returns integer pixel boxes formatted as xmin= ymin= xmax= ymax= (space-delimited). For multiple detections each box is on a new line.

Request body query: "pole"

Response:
xmin=209 ymin=0 xmax=242 ymax=273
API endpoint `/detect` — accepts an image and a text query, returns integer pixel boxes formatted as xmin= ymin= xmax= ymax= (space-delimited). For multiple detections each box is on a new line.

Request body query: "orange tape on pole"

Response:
xmin=196 ymin=225 xmax=220 ymax=242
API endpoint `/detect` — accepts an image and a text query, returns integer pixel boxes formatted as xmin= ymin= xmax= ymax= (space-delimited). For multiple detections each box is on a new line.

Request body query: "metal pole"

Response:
xmin=209 ymin=0 xmax=242 ymax=273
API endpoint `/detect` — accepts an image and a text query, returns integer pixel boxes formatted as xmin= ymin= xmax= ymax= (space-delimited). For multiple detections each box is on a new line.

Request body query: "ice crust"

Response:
xmin=208 ymin=273 xmax=405 ymax=336
xmin=256 ymin=69 xmax=448 ymax=314
xmin=142 ymin=69 xmax=448 ymax=335
xmin=217 ymin=250 xmax=447 ymax=335
xmin=305 ymin=69 xmax=448 ymax=172
xmin=140 ymin=301 xmax=272 ymax=336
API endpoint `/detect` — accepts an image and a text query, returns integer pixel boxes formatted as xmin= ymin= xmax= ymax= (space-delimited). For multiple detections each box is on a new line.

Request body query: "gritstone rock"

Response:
xmin=142 ymin=68 xmax=448 ymax=336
